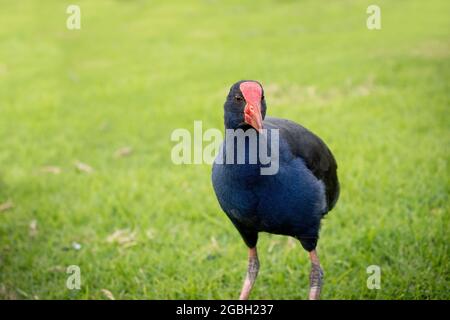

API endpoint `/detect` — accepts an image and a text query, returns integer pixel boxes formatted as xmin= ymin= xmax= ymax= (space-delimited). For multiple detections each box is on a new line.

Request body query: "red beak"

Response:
xmin=240 ymin=81 xmax=263 ymax=132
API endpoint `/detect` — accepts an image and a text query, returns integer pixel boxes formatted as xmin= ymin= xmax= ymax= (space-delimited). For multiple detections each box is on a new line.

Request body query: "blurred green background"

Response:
xmin=0 ymin=0 xmax=448 ymax=299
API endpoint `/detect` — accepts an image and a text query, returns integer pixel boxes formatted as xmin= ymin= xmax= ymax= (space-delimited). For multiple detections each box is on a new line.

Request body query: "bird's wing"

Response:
xmin=264 ymin=116 xmax=340 ymax=212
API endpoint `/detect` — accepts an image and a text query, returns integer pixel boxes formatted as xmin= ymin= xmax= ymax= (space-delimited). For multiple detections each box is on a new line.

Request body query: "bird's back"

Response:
xmin=263 ymin=117 xmax=340 ymax=213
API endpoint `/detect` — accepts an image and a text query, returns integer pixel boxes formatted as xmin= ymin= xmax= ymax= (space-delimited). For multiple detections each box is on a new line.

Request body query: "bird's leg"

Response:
xmin=308 ymin=249 xmax=324 ymax=300
xmin=239 ymin=247 xmax=259 ymax=300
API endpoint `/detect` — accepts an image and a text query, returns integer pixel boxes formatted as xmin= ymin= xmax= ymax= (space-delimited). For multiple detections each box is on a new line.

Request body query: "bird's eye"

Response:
xmin=234 ymin=95 xmax=243 ymax=102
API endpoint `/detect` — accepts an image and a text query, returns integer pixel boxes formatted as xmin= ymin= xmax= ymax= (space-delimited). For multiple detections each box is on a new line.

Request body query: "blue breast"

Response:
xmin=211 ymin=128 xmax=326 ymax=239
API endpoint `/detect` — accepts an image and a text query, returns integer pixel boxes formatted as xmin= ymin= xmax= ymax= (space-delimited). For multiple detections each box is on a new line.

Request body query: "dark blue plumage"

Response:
xmin=212 ymin=80 xmax=339 ymax=251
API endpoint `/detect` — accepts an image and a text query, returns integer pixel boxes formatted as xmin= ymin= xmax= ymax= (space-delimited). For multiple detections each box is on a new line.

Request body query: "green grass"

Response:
xmin=0 ymin=0 xmax=449 ymax=299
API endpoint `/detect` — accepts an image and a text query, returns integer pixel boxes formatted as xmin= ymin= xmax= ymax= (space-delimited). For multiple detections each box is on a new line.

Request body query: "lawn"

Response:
xmin=0 ymin=0 xmax=449 ymax=299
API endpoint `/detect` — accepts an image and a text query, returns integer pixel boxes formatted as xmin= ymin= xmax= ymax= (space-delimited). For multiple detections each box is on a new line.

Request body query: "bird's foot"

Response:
xmin=239 ymin=248 xmax=259 ymax=300
xmin=308 ymin=262 xmax=323 ymax=300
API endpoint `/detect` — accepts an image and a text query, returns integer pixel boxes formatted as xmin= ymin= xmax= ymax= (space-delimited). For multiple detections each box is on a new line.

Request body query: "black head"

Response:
xmin=224 ymin=80 xmax=267 ymax=130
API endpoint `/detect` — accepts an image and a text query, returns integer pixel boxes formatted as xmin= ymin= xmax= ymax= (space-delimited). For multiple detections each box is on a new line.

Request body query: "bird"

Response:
xmin=211 ymin=80 xmax=339 ymax=300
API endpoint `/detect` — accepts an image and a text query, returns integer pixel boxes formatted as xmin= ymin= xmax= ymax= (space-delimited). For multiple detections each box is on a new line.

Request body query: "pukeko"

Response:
xmin=212 ymin=80 xmax=339 ymax=300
